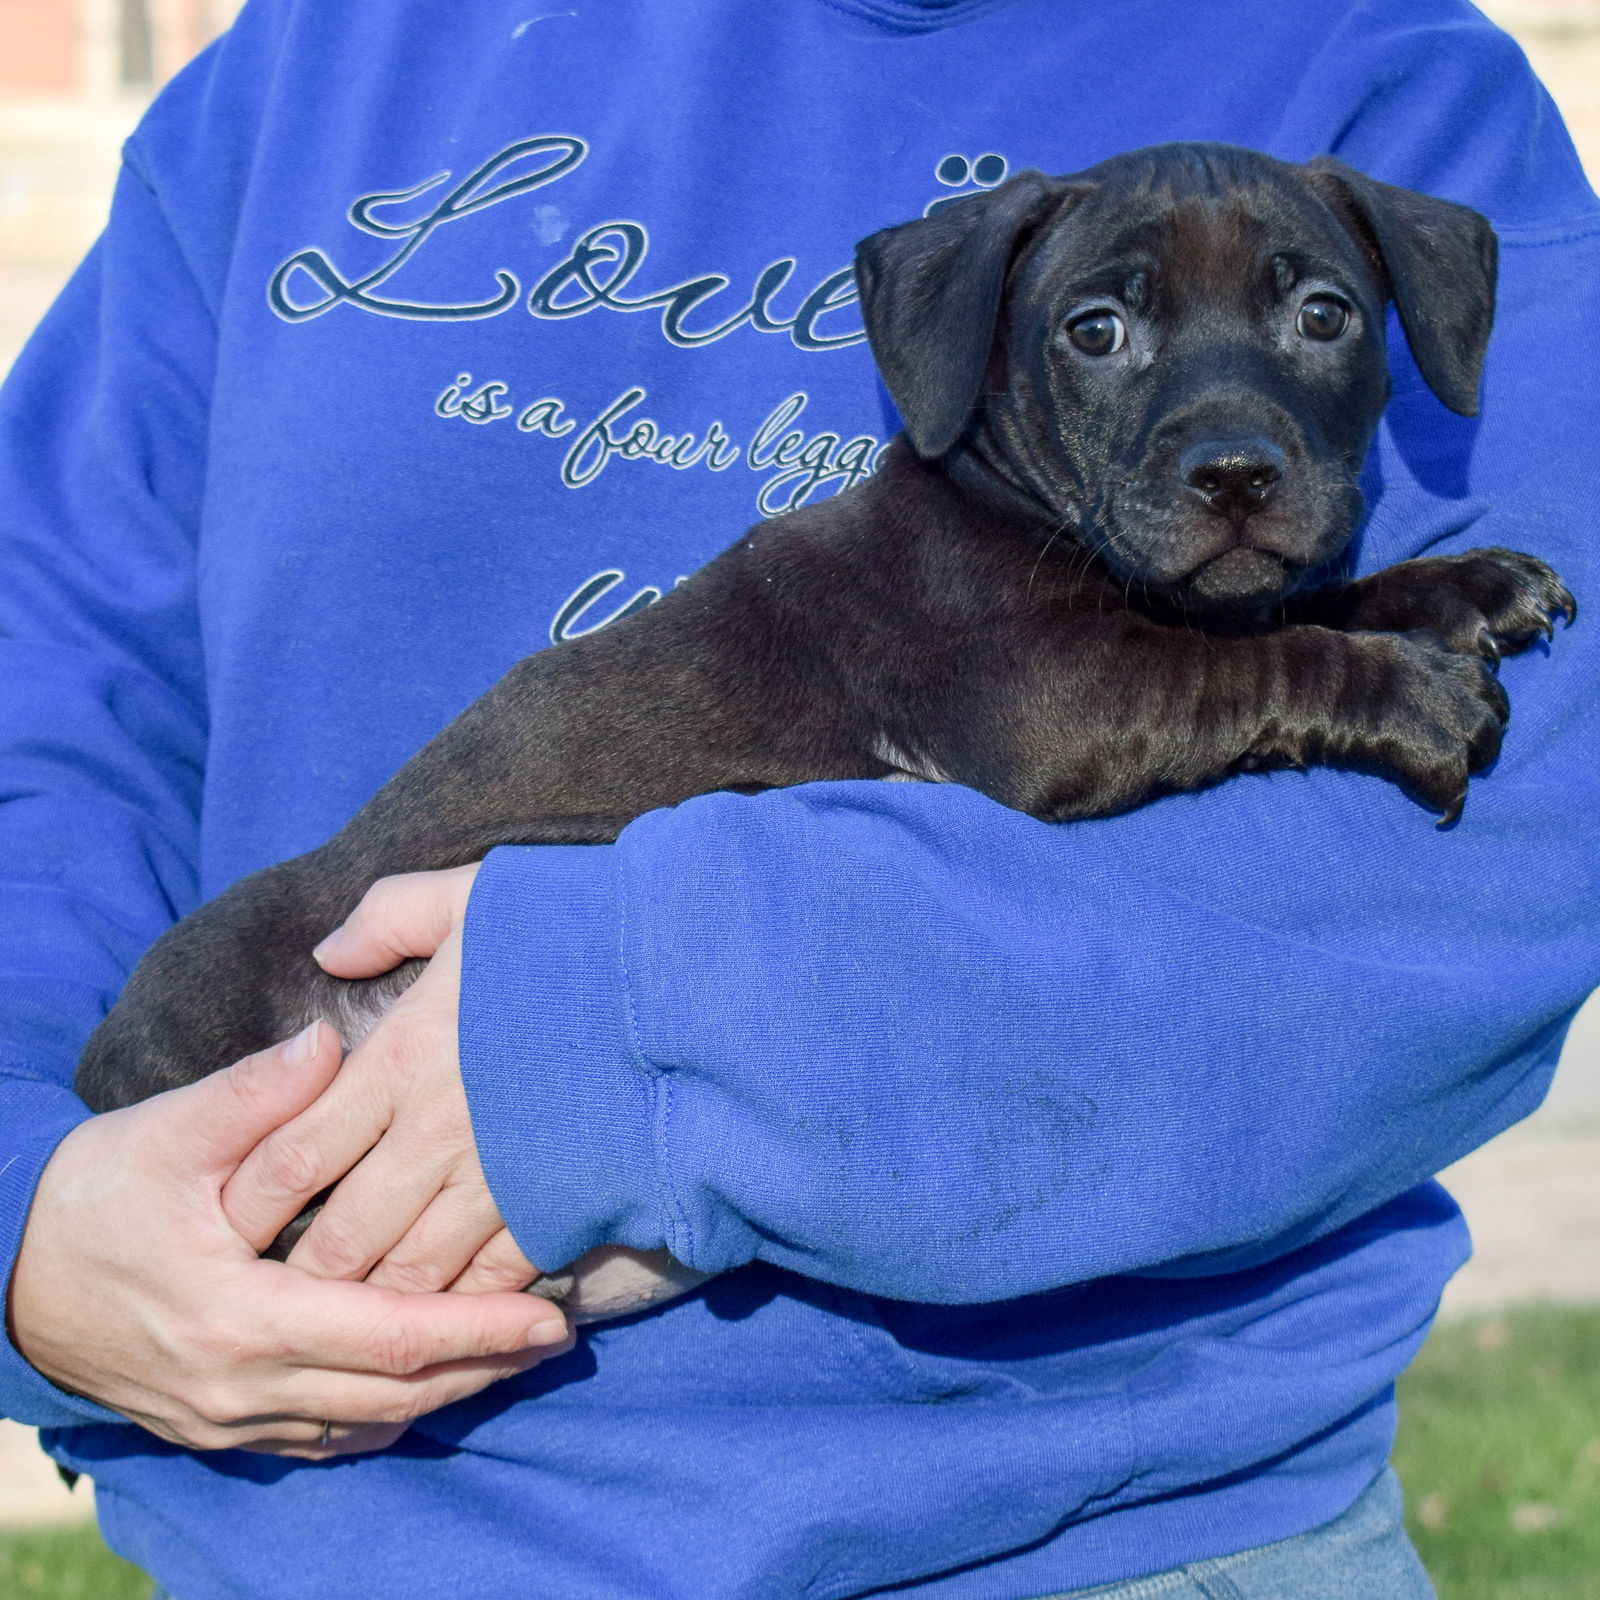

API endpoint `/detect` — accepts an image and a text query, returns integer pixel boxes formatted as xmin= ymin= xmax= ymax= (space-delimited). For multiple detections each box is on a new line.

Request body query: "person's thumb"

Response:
xmin=154 ymin=1020 xmax=345 ymax=1175
xmin=312 ymin=865 xmax=477 ymax=978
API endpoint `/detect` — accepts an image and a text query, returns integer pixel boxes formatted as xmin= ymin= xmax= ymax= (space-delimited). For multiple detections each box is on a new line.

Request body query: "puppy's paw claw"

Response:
xmin=1358 ymin=635 xmax=1506 ymax=823
xmin=1457 ymin=548 xmax=1576 ymax=653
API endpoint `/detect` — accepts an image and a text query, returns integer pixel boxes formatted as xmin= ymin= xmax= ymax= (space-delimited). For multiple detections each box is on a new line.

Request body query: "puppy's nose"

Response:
xmin=1181 ymin=439 xmax=1284 ymax=521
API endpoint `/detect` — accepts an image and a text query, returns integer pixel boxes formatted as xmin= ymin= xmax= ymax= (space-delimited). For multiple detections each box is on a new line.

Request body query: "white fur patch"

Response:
xmin=871 ymin=734 xmax=953 ymax=784
xmin=320 ymin=963 xmax=424 ymax=1049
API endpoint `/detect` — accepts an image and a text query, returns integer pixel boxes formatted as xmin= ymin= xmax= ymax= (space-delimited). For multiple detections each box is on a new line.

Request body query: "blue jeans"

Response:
xmin=1031 ymin=1471 xmax=1433 ymax=1599
xmin=149 ymin=1470 xmax=1431 ymax=1600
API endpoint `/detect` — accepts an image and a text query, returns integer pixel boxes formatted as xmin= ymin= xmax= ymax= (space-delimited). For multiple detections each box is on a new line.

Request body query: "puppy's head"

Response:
xmin=855 ymin=143 xmax=1497 ymax=611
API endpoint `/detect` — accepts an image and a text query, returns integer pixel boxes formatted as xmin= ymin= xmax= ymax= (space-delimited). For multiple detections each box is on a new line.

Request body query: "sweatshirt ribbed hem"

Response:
xmin=458 ymin=844 xmax=662 ymax=1275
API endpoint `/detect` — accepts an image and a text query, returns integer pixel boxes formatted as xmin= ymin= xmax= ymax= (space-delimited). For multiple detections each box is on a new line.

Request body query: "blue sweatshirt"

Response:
xmin=1 ymin=2 xmax=1598 ymax=1597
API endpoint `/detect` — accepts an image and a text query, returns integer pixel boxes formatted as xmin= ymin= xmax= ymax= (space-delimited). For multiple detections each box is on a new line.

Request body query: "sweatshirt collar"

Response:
xmin=821 ymin=0 xmax=1022 ymax=33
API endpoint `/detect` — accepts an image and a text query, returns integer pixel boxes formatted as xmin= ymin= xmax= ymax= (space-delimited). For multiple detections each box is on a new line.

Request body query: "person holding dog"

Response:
xmin=3 ymin=1 xmax=1599 ymax=1597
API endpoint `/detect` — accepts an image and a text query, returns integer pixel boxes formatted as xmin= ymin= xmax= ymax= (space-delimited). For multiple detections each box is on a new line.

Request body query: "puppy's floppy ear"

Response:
xmin=1305 ymin=156 xmax=1497 ymax=417
xmin=855 ymin=171 xmax=1072 ymax=458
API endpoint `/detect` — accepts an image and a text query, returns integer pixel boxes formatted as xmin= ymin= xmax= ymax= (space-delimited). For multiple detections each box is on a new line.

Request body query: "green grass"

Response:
xmin=1395 ymin=1304 xmax=1600 ymax=1600
xmin=2 ymin=1305 xmax=1597 ymax=1599
xmin=0 ymin=1522 xmax=148 ymax=1599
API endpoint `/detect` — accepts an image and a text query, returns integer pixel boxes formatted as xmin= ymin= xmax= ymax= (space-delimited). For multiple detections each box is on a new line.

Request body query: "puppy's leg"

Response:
xmin=77 ymin=812 xmax=640 ymax=1115
xmin=1296 ymin=549 xmax=1575 ymax=664
xmin=935 ymin=620 xmax=1510 ymax=824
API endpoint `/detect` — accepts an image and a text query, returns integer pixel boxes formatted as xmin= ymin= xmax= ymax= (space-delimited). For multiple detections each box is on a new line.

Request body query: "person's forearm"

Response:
xmin=0 ymin=162 xmax=218 ymax=1408
xmin=455 ymin=723 xmax=1594 ymax=1303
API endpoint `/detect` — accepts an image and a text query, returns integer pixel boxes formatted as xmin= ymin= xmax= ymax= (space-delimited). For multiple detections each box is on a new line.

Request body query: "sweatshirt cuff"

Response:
xmin=0 ymin=1079 xmax=125 ymax=1428
xmin=458 ymin=844 xmax=663 ymax=1275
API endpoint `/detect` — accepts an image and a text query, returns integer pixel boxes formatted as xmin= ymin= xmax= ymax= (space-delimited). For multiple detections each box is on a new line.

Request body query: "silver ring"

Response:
xmin=319 ymin=1420 xmax=332 ymax=1448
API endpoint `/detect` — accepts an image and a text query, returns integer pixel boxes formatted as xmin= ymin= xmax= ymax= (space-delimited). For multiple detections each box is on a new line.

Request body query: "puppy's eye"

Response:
xmin=1066 ymin=311 xmax=1126 ymax=357
xmin=1297 ymin=296 xmax=1350 ymax=341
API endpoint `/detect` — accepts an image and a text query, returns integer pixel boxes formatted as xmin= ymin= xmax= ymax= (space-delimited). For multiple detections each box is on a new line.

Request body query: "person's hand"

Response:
xmin=221 ymin=865 xmax=539 ymax=1297
xmin=6 ymin=1022 xmax=572 ymax=1459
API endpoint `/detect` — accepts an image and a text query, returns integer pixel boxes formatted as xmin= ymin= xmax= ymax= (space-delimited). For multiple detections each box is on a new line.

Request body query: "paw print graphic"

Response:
xmin=924 ymin=152 xmax=1010 ymax=216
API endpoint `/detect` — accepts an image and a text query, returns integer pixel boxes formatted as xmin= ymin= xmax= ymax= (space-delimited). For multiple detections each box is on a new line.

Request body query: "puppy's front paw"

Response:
xmin=1346 ymin=549 xmax=1575 ymax=665
xmin=1347 ymin=632 xmax=1510 ymax=824
xmin=1443 ymin=548 xmax=1577 ymax=663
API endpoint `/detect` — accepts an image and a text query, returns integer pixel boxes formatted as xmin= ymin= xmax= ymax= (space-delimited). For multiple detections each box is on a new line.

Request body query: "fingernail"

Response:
xmin=526 ymin=1315 xmax=570 ymax=1347
xmin=284 ymin=1021 xmax=322 ymax=1065
xmin=311 ymin=930 xmax=342 ymax=964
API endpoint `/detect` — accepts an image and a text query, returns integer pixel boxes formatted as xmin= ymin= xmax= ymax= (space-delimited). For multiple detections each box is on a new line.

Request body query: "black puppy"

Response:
xmin=77 ymin=143 xmax=1573 ymax=1319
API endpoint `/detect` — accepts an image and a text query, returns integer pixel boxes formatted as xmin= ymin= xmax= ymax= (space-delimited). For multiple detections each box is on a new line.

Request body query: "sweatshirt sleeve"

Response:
xmin=0 ymin=158 xmax=215 ymax=1425
xmin=457 ymin=8 xmax=1600 ymax=1299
